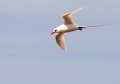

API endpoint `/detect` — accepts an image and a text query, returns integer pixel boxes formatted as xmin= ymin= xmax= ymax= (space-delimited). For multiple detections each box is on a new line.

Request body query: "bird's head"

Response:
xmin=51 ymin=28 xmax=58 ymax=35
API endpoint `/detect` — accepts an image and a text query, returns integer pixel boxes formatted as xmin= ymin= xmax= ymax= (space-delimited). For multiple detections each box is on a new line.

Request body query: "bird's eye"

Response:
xmin=55 ymin=29 xmax=57 ymax=32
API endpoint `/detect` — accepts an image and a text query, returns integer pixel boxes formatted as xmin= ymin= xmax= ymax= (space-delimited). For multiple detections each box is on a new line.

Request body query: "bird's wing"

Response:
xmin=62 ymin=7 xmax=83 ymax=25
xmin=56 ymin=32 xmax=67 ymax=52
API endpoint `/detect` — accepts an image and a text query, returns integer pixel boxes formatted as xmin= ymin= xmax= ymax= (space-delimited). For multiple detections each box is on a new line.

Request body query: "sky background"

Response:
xmin=0 ymin=0 xmax=120 ymax=84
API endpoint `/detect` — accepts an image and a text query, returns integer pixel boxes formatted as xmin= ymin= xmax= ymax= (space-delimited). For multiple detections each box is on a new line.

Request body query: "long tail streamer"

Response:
xmin=85 ymin=24 xmax=110 ymax=28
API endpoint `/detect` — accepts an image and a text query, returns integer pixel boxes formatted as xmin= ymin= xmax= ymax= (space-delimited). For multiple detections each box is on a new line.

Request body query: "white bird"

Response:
xmin=51 ymin=8 xmax=106 ymax=52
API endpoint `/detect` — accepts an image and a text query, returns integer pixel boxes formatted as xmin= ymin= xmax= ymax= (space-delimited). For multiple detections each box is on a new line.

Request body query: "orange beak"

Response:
xmin=51 ymin=32 xmax=55 ymax=35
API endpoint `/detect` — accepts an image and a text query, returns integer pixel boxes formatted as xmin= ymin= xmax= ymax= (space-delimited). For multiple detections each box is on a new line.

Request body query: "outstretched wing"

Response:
xmin=62 ymin=7 xmax=83 ymax=25
xmin=56 ymin=33 xmax=67 ymax=52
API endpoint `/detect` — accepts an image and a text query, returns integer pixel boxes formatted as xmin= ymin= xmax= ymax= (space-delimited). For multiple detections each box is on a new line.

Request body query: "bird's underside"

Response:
xmin=51 ymin=8 xmax=82 ymax=52
xmin=55 ymin=8 xmax=83 ymax=52
xmin=51 ymin=7 xmax=107 ymax=52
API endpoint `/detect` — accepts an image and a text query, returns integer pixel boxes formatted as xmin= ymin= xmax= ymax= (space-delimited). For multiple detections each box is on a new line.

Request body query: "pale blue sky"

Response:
xmin=0 ymin=0 xmax=120 ymax=84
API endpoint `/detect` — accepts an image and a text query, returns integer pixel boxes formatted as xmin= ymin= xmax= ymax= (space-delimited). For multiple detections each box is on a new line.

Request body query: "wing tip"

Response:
xmin=59 ymin=44 xmax=67 ymax=53
xmin=76 ymin=7 xmax=83 ymax=12
xmin=62 ymin=48 xmax=67 ymax=53
xmin=62 ymin=7 xmax=84 ymax=17
xmin=80 ymin=7 xmax=84 ymax=10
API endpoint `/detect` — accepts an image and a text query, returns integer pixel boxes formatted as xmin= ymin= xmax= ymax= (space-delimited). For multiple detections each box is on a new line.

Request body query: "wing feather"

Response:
xmin=56 ymin=33 xmax=67 ymax=52
xmin=62 ymin=7 xmax=83 ymax=25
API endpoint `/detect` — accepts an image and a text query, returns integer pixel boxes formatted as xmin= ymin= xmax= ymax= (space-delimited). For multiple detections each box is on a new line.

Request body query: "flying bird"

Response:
xmin=51 ymin=7 xmax=105 ymax=52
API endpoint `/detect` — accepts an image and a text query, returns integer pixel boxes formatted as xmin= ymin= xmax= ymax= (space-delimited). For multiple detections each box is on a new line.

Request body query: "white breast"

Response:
xmin=57 ymin=24 xmax=78 ymax=33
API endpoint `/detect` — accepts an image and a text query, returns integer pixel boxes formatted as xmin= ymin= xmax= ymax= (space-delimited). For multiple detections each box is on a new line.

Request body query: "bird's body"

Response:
xmin=51 ymin=8 xmax=84 ymax=52
xmin=55 ymin=24 xmax=78 ymax=33
xmin=51 ymin=7 xmax=105 ymax=52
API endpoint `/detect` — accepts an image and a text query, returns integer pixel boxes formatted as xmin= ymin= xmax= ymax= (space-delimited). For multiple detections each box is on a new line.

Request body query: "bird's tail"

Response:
xmin=84 ymin=24 xmax=110 ymax=28
xmin=78 ymin=24 xmax=110 ymax=31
